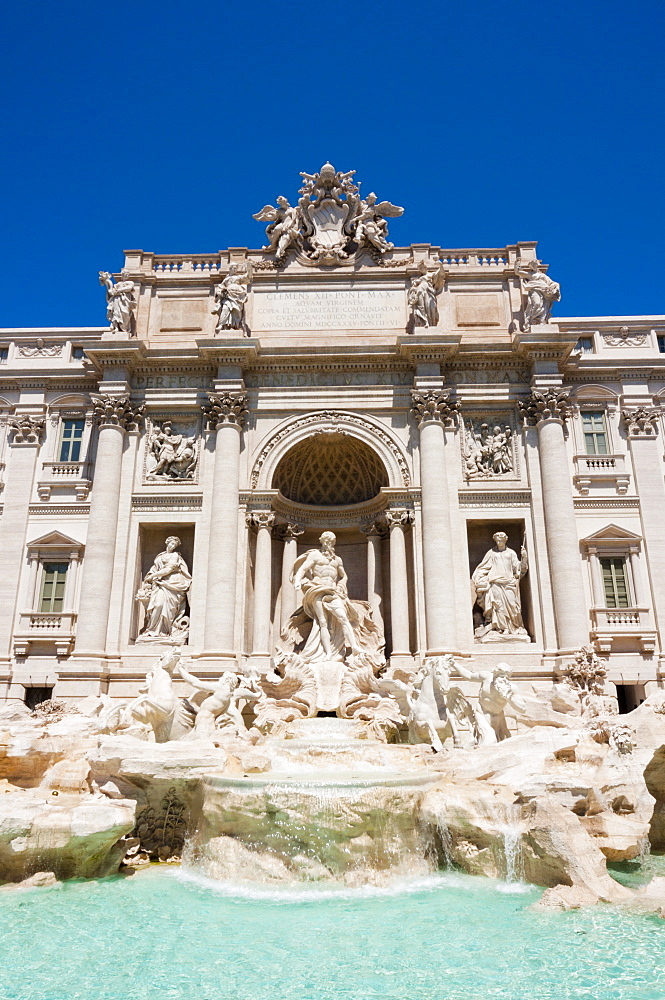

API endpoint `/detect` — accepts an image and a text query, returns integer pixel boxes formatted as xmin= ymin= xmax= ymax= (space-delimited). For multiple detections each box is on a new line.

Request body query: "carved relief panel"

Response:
xmin=460 ymin=413 xmax=520 ymax=482
xmin=143 ymin=416 xmax=200 ymax=484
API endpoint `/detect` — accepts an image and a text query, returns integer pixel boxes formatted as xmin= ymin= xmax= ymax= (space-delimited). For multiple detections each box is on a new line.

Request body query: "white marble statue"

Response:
xmin=515 ymin=259 xmax=561 ymax=331
xmin=254 ymin=165 xmax=403 ymax=263
xmin=352 ymin=192 xmax=404 ymax=255
xmin=471 ymin=532 xmax=529 ymax=642
xmin=212 ymin=262 xmax=251 ymax=332
xmin=290 ymin=531 xmax=362 ymax=661
xmin=253 ymin=196 xmax=302 ymax=260
xmin=407 ymin=262 xmax=445 ymax=329
xmin=463 ymin=421 xmax=513 ymax=478
xmin=103 ymin=649 xmax=193 ymax=742
xmin=98 ymin=270 xmax=136 ymax=336
xmin=400 ymin=656 xmax=476 ymax=752
xmin=177 ymin=663 xmax=261 ymax=738
xmin=453 ymin=660 xmax=527 ymax=743
xmin=147 ymin=421 xmax=197 ymax=481
xmin=135 ymin=536 xmax=192 ymax=643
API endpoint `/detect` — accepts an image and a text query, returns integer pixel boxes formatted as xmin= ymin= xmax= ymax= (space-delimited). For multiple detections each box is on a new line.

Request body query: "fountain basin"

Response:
xmin=188 ymin=770 xmax=440 ymax=884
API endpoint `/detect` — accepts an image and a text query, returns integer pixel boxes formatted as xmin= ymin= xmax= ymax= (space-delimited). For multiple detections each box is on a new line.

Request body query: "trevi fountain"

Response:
xmin=0 ymin=164 xmax=664 ymax=998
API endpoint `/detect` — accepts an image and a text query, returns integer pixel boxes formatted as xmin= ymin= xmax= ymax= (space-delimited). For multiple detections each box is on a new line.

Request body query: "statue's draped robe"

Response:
xmin=471 ymin=546 xmax=524 ymax=635
xmin=142 ymin=551 xmax=192 ymax=636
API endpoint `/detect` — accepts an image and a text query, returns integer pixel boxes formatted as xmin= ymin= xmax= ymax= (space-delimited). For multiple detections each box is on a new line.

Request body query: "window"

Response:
xmin=72 ymin=346 xmax=85 ymax=360
xmin=582 ymin=411 xmax=608 ymax=455
xmin=0 ymin=346 xmax=8 ymax=363
xmin=601 ymin=557 xmax=630 ymax=608
xmin=575 ymin=337 xmax=594 ymax=354
xmin=39 ymin=563 xmax=68 ymax=612
xmin=658 ymin=335 xmax=665 ymax=354
xmin=58 ymin=419 xmax=84 ymax=462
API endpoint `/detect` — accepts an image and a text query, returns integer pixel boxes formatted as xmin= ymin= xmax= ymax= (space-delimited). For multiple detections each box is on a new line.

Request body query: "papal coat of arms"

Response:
xmin=253 ymin=162 xmax=403 ymax=265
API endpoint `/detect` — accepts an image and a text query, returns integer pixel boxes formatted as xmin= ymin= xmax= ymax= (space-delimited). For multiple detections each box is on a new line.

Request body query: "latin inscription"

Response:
xmin=245 ymin=370 xmax=413 ymax=388
xmin=133 ymin=374 xmax=213 ymax=389
xmin=252 ymin=289 xmax=406 ymax=331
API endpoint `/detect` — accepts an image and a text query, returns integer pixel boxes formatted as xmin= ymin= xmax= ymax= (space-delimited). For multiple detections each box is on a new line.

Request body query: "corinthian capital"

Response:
xmin=246 ymin=510 xmax=276 ymax=531
xmin=91 ymin=394 xmax=144 ymax=431
xmin=384 ymin=508 xmax=415 ymax=529
xmin=518 ymin=387 xmax=571 ymax=425
xmin=410 ymin=389 xmax=459 ymax=426
xmin=621 ymin=406 xmax=660 ymax=438
xmin=8 ymin=414 xmax=45 ymax=445
xmin=274 ymin=521 xmax=304 ymax=541
xmin=204 ymin=391 xmax=249 ymax=429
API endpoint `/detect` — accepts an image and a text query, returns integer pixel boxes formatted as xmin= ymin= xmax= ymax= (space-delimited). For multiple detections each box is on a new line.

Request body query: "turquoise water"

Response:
xmin=1 ymin=867 xmax=664 ymax=1000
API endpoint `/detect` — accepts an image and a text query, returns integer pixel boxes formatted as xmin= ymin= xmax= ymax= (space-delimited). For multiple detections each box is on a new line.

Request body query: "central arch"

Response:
xmin=250 ymin=410 xmax=411 ymax=492
xmin=273 ymin=433 xmax=388 ymax=506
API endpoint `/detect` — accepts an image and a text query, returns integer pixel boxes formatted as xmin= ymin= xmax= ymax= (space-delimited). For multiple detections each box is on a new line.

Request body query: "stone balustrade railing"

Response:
xmin=13 ymin=611 xmax=77 ymax=658
xmin=152 ymin=256 xmax=222 ymax=273
xmin=572 ymin=453 xmax=630 ymax=496
xmin=590 ymin=606 xmax=656 ymax=653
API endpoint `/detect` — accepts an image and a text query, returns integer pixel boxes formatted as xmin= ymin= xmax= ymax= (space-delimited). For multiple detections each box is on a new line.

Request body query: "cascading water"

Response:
xmin=185 ymin=770 xmax=441 ymax=886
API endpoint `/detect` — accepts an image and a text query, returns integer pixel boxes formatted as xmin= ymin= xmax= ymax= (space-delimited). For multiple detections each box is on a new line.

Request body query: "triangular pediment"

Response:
xmin=581 ymin=523 xmax=642 ymax=545
xmin=27 ymin=530 xmax=83 ymax=549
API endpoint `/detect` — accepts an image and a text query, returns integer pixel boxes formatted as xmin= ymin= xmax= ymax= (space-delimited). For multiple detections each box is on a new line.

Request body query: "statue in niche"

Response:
xmin=253 ymin=196 xmax=302 ymax=260
xmin=290 ymin=531 xmax=363 ymax=661
xmin=98 ymin=270 xmax=136 ymax=336
xmin=212 ymin=262 xmax=252 ymax=332
xmin=471 ymin=532 xmax=529 ymax=642
xmin=407 ymin=262 xmax=445 ymax=329
xmin=176 ymin=662 xmax=262 ymax=738
xmin=515 ymin=259 xmax=561 ymax=331
xmin=147 ymin=420 xmax=197 ymax=481
xmin=453 ymin=661 xmax=527 ymax=743
xmin=135 ymin=536 xmax=192 ymax=644
xmin=463 ymin=420 xmax=513 ymax=478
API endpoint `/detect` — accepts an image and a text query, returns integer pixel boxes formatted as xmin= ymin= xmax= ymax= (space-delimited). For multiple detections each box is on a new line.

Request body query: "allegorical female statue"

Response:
xmin=471 ymin=531 xmax=529 ymax=642
xmin=135 ymin=536 xmax=192 ymax=643
xmin=212 ymin=262 xmax=251 ymax=332
xmin=98 ymin=270 xmax=136 ymax=336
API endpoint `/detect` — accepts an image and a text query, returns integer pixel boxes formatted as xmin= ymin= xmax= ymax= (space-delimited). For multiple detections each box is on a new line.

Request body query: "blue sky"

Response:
xmin=1 ymin=0 xmax=664 ymax=327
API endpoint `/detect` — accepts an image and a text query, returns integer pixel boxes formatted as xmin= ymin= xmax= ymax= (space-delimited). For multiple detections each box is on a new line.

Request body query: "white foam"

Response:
xmin=170 ymin=866 xmax=536 ymax=903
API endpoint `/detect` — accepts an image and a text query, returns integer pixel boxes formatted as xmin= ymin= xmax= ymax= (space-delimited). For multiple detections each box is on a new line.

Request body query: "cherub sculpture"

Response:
xmin=99 ymin=270 xmax=136 ymax=336
xmin=352 ymin=192 xmax=404 ymax=254
xmin=253 ymin=196 xmax=301 ymax=260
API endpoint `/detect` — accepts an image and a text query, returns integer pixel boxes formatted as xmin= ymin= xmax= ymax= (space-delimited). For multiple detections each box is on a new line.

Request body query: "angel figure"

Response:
xmin=212 ymin=262 xmax=251 ymax=332
xmin=253 ymin=196 xmax=301 ymax=259
xmin=407 ymin=262 xmax=445 ymax=329
xmin=515 ymin=259 xmax=561 ymax=331
xmin=352 ymin=192 xmax=404 ymax=254
xmin=99 ymin=271 xmax=136 ymax=335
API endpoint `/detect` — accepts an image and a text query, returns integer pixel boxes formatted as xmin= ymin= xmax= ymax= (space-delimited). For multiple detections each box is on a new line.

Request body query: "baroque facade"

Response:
xmin=1 ymin=163 xmax=664 ymax=712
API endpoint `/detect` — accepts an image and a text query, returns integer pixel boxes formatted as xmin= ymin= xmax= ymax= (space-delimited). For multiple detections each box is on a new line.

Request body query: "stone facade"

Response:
xmin=1 ymin=165 xmax=664 ymax=707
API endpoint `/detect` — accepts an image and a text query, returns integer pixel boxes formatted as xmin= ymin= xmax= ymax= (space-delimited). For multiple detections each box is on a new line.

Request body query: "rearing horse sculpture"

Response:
xmin=406 ymin=655 xmax=477 ymax=752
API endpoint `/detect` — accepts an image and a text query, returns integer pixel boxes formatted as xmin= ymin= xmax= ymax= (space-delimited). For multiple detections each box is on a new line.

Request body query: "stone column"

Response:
xmin=411 ymin=389 xmax=459 ymax=653
xmin=203 ymin=391 xmax=248 ymax=655
xmin=246 ymin=510 xmax=275 ymax=657
xmin=361 ymin=522 xmax=386 ymax=633
xmin=277 ymin=523 xmax=304 ymax=626
xmin=587 ymin=546 xmax=604 ymax=607
xmin=0 ymin=415 xmax=45 ymax=660
xmin=384 ymin=509 xmax=414 ymax=657
xmin=75 ymin=396 xmax=143 ymax=654
xmin=621 ymin=407 xmax=665 ymax=639
xmin=519 ymin=388 xmax=589 ymax=651
xmin=628 ymin=545 xmax=643 ymax=606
